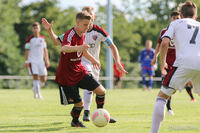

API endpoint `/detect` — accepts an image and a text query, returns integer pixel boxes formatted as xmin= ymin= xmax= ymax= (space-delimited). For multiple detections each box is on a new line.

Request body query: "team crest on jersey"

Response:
xmin=77 ymin=51 xmax=82 ymax=57
xmin=92 ymin=35 xmax=98 ymax=41
xmin=89 ymin=43 xmax=95 ymax=48
xmin=170 ymin=39 xmax=175 ymax=47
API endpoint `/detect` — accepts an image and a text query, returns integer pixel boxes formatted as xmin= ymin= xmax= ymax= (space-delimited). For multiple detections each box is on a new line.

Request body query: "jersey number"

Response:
xmin=187 ymin=24 xmax=199 ymax=44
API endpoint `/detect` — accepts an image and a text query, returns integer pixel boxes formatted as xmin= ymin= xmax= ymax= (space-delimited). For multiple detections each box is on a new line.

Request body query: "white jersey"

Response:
xmin=25 ymin=35 xmax=47 ymax=63
xmin=162 ymin=18 xmax=200 ymax=70
xmin=82 ymin=24 xmax=112 ymax=64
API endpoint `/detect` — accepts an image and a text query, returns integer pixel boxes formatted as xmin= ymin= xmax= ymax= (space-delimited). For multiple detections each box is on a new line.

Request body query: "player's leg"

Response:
xmin=142 ymin=69 xmax=147 ymax=90
xmin=39 ymin=61 xmax=47 ymax=87
xmin=117 ymin=77 xmax=121 ymax=88
xmin=166 ymin=96 xmax=174 ymax=115
xmin=147 ymin=69 xmax=154 ymax=90
xmin=151 ymin=67 xmax=187 ymax=133
xmin=30 ymin=63 xmax=41 ymax=99
xmin=58 ymin=85 xmax=86 ymax=128
xmin=83 ymin=89 xmax=93 ymax=121
xmin=185 ymin=81 xmax=195 ymax=101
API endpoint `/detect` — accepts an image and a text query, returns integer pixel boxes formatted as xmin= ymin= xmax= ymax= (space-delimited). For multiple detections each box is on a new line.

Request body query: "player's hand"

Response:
xmin=92 ymin=60 xmax=101 ymax=70
xmin=42 ymin=18 xmax=53 ymax=31
xmin=46 ymin=60 xmax=50 ymax=68
xmin=151 ymin=57 xmax=157 ymax=66
xmin=116 ymin=62 xmax=128 ymax=74
xmin=81 ymin=44 xmax=90 ymax=51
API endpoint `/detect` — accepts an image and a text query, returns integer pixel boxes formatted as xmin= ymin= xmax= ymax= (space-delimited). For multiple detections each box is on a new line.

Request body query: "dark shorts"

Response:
xmin=114 ymin=76 xmax=120 ymax=83
xmin=58 ymin=74 xmax=100 ymax=105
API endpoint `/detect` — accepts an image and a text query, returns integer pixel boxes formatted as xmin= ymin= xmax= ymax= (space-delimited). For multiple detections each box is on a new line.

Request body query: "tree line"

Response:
xmin=0 ymin=0 xmax=199 ymax=88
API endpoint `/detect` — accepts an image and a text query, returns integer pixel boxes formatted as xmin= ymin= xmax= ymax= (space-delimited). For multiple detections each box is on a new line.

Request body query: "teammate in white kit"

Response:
xmin=25 ymin=22 xmax=50 ymax=99
xmin=42 ymin=6 xmax=127 ymax=122
xmin=151 ymin=1 xmax=200 ymax=133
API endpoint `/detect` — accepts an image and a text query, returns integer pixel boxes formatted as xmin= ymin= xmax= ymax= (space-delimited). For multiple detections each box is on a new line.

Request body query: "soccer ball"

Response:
xmin=91 ymin=109 xmax=110 ymax=127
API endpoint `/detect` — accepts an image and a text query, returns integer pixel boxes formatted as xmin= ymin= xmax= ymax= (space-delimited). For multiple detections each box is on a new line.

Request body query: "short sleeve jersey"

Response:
xmin=25 ymin=35 xmax=46 ymax=63
xmin=55 ymin=28 xmax=88 ymax=86
xmin=82 ymin=24 xmax=113 ymax=64
xmin=158 ymin=28 xmax=176 ymax=68
xmin=162 ymin=18 xmax=200 ymax=70
xmin=138 ymin=48 xmax=155 ymax=68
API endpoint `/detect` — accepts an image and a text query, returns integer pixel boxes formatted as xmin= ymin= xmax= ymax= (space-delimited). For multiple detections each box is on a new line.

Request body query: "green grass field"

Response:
xmin=0 ymin=88 xmax=200 ymax=133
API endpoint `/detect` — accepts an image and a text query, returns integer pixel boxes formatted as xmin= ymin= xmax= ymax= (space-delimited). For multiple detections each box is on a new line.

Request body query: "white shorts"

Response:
xmin=82 ymin=60 xmax=100 ymax=80
xmin=28 ymin=61 xmax=47 ymax=76
xmin=162 ymin=66 xmax=200 ymax=96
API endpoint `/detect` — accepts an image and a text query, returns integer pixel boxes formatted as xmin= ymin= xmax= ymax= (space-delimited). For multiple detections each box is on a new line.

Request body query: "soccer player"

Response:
xmin=113 ymin=61 xmax=125 ymax=88
xmin=42 ymin=6 xmax=127 ymax=123
xmin=151 ymin=11 xmax=180 ymax=115
xmin=151 ymin=1 xmax=200 ymax=133
xmin=25 ymin=22 xmax=50 ymax=99
xmin=138 ymin=40 xmax=155 ymax=91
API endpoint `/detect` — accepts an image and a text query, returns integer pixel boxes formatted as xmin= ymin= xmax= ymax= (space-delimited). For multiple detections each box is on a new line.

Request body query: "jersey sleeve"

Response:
xmin=58 ymin=34 xmax=64 ymax=43
xmin=158 ymin=29 xmax=166 ymax=44
xmin=161 ymin=22 xmax=175 ymax=40
xmin=25 ymin=35 xmax=33 ymax=50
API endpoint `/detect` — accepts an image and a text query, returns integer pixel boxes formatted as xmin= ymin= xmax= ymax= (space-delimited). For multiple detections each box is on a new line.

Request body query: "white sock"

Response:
xmin=151 ymin=96 xmax=167 ymax=133
xmin=33 ymin=80 xmax=41 ymax=97
xmin=83 ymin=89 xmax=93 ymax=111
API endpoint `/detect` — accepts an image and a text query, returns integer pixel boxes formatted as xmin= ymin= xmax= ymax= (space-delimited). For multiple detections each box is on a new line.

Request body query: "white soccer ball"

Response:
xmin=91 ymin=109 xmax=110 ymax=127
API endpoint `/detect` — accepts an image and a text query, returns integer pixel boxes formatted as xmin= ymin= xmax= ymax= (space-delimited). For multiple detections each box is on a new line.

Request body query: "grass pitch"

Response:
xmin=0 ymin=88 xmax=200 ymax=133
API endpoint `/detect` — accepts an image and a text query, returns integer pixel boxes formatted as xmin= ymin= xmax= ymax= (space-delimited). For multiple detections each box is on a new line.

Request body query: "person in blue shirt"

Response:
xmin=138 ymin=40 xmax=155 ymax=91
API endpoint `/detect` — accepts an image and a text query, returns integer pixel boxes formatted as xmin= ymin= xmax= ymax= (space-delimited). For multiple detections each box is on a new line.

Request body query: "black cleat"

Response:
xmin=109 ymin=117 xmax=117 ymax=123
xmin=71 ymin=120 xmax=87 ymax=128
xmin=83 ymin=110 xmax=90 ymax=121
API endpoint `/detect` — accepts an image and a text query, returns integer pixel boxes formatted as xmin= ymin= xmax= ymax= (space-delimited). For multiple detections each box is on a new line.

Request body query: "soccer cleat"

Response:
xmin=109 ymin=117 xmax=117 ymax=123
xmin=191 ymin=98 xmax=196 ymax=102
xmin=168 ymin=110 xmax=175 ymax=115
xmin=71 ymin=121 xmax=87 ymax=128
xmin=83 ymin=110 xmax=90 ymax=121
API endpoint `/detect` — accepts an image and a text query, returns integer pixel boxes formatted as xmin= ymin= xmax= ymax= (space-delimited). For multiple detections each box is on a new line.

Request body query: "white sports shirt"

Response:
xmin=82 ymin=24 xmax=113 ymax=64
xmin=25 ymin=35 xmax=47 ymax=63
xmin=162 ymin=18 xmax=200 ymax=70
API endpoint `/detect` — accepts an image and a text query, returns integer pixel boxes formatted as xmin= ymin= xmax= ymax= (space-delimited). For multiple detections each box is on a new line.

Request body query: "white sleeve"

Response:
xmin=25 ymin=43 xmax=30 ymax=49
xmin=161 ymin=22 xmax=175 ymax=40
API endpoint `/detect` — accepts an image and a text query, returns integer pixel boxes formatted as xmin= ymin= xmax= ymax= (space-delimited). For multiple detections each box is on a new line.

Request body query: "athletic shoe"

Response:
xmin=168 ymin=110 xmax=175 ymax=115
xmin=71 ymin=121 xmax=87 ymax=128
xmin=83 ymin=110 xmax=90 ymax=121
xmin=191 ymin=98 xmax=196 ymax=102
xmin=109 ymin=117 xmax=117 ymax=123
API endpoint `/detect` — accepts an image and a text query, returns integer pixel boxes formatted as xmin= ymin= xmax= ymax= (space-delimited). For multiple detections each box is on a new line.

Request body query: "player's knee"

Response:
xmin=160 ymin=86 xmax=176 ymax=99
xmin=94 ymin=85 xmax=106 ymax=95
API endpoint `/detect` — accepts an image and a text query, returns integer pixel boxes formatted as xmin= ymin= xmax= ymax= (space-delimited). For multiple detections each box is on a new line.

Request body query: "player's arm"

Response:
xmin=160 ymin=38 xmax=169 ymax=75
xmin=109 ymin=43 xmax=127 ymax=74
xmin=83 ymin=50 xmax=101 ymax=70
xmin=25 ymin=49 xmax=30 ymax=68
xmin=44 ymin=48 xmax=50 ymax=68
xmin=41 ymin=18 xmax=61 ymax=46
xmin=151 ymin=43 xmax=161 ymax=66
xmin=61 ymin=44 xmax=90 ymax=53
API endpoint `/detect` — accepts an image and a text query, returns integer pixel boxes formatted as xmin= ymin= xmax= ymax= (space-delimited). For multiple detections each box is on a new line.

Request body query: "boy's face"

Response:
xmin=77 ymin=19 xmax=91 ymax=33
xmin=32 ymin=25 xmax=41 ymax=34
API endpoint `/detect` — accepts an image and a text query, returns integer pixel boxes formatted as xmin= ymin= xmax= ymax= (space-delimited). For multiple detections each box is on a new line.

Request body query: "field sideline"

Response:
xmin=0 ymin=88 xmax=200 ymax=133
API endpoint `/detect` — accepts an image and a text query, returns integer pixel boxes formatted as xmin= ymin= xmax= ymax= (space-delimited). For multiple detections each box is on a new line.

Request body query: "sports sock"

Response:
xmin=148 ymin=78 xmax=153 ymax=88
xmin=96 ymin=94 xmax=105 ymax=109
xmin=71 ymin=106 xmax=83 ymax=122
xmin=166 ymin=96 xmax=172 ymax=111
xmin=83 ymin=90 xmax=93 ymax=111
xmin=185 ymin=86 xmax=194 ymax=99
xmin=151 ymin=96 xmax=167 ymax=133
xmin=142 ymin=76 xmax=146 ymax=86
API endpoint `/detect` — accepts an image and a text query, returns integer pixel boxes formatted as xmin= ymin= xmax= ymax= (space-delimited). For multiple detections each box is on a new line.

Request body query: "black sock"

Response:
xmin=186 ymin=86 xmax=194 ymax=99
xmin=166 ymin=96 xmax=172 ymax=111
xmin=70 ymin=106 xmax=83 ymax=122
xmin=96 ymin=94 xmax=105 ymax=109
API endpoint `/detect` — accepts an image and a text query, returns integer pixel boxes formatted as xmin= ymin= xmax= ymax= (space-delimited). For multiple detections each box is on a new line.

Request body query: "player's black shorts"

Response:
xmin=58 ymin=74 xmax=100 ymax=105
